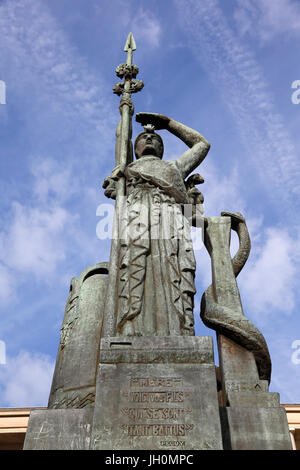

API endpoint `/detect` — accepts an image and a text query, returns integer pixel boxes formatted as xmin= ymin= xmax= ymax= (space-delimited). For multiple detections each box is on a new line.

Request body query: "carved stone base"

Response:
xmin=217 ymin=336 xmax=292 ymax=449
xmin=90 ymin=336 xmax=223 ymax=450
xmin=23 ymin=335 xmax=292 ymax=450
xmin=220 ymin=406 xmax=292 ymax=450
xmin=23 ymin=409 xmax=93 ymax=450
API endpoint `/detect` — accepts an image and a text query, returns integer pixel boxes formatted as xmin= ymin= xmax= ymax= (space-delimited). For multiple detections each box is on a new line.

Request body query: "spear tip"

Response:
xmin=124 ymin=32 xmax=136 ymax=52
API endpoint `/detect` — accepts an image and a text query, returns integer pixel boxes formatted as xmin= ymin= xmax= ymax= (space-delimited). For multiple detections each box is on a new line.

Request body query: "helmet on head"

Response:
xmin=134 ymin=125 xmax=164 ymax=159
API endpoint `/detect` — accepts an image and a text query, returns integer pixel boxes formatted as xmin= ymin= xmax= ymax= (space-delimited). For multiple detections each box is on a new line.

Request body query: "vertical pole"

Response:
xmin=102 ymin=33 xmax=143 ymax=337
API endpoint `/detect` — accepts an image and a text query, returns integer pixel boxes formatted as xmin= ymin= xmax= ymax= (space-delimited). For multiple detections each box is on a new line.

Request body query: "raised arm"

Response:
xmin=168 ymin=119 xmax=210 ymax=179
xmin=136 ymin=113 xmax=210 ymax=179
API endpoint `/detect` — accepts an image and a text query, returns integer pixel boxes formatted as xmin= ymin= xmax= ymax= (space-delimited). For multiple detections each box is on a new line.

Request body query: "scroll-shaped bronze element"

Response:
xmin=200 ymin=212 xmax=271 ymax=382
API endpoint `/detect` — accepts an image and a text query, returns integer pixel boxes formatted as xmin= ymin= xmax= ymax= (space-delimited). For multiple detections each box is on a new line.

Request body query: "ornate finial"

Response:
xmin=113 ymin=32 xmax=144 ymax=97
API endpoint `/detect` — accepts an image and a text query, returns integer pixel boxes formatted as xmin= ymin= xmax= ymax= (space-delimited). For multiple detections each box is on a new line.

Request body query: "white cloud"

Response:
xmin=0 ymin=350 xmax=54 ymax=407
xmin=234 ymin=0 xmax=300 ymax=42
xmin=240 ymin=227 xmax=300 ymax=318
xmin=0 ymin=173 xmax=75 ymax=286
xmin=1 ymin=202 xmax=73 ymax=276
xmin=191 ymin=160 xmax=300 ymax=322
xmin=268 ymin=337 xmax=300 ymax=402
xmin=0 ymin=149 xmax=108 ymax=306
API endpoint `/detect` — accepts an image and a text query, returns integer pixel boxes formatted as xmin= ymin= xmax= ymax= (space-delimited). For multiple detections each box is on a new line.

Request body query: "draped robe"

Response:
xmin=116 ymin=156 xmax=196 ymax=337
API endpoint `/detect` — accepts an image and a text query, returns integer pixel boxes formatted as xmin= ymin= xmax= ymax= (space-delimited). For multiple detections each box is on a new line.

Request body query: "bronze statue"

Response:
xmin=101 ymin=32 xmax=271 ymax=382
xmin=24 ymin=32 xmax=292 ymax=452
xmin=104 ymin=112 xmax=210 ymax=336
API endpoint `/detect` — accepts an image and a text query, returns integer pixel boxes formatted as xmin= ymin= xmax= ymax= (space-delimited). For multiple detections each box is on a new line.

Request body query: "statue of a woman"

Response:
xmin=104 ymin=112 xmax=210 ymax=337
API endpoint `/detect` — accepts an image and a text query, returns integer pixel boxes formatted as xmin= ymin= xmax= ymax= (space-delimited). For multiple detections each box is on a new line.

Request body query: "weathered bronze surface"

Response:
xmin=48 ymin=262 xmax=108 ymax=409
xmin=104 ymin=111 xmax=210 ymax=337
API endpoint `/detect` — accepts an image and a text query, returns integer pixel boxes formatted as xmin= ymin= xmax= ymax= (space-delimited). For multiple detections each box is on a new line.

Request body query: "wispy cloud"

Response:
xmin=128 ymin=8 xmax=162 ymax=48
xmin=30 ymin=157 xmax=77 ymax=204
xmin=201 ymin=161 xmax=246 ymax=218
xmin=194 ymin=160 xmax=257 ymax=295
xmin=175 ymin=0 xmax=300 ymax=216
xmin=234 ymin=0 xmax=300 ymax=42
xmin=0 ymin=264 xmax=14 ymax=304
xmin=0 ymin=0 xmax=116 ymax=159
xmin=0 ymin=0 xmax=116 ymax=303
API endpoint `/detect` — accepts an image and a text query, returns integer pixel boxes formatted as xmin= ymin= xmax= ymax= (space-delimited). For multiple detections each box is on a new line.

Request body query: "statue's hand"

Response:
xmin=136 ymin=112 xmax=170 ymax=130
xmin=102 ymin=177 xmax=116 ymax=200
xmin=110 ymin=163 xmax=125 ymax=179
xmin=102 ymin=164 xmax=126 ymax=199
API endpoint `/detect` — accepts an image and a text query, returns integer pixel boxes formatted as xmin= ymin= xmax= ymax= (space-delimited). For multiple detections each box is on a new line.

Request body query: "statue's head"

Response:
xmin=134 ymin=125 xmax=164 ymax=160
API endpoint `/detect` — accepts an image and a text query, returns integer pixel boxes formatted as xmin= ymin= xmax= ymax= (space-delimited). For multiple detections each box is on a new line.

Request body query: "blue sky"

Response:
xmin=0 ymin=0 xmax=300 ymax=406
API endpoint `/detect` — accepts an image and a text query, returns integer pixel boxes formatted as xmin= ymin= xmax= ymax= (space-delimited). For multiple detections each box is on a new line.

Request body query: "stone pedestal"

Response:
xmin=90 ymin=336 xmax=223 ymax=450
xmin=218 ymin=336 xmax=292 ymax=450
xmin=23 ymin=409 xmax=93 ymax=450
xmin=23 ymin=335 xmax=292 ymax=450
xmin=221 ymin=406 xmax=292 ymax=450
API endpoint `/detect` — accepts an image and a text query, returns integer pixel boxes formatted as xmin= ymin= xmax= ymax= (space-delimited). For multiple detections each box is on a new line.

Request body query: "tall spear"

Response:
xmin=102 ymin=33 xmax=144 ymax=337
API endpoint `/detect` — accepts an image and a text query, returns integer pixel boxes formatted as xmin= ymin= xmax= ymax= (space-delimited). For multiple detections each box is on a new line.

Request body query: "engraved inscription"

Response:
xmin=225 ymin=380 xmax=268 ymax=392
xmin=121 ymin=423 xmax=194 ymax=436
xmin=160 ymin=440 xmax=185 ymax=447
xmin=127 ymin=391 xmax=184 ymax=403
xmin=120 ymin=407 xmax=192 ymax=420
xmin=130 ymin=377 xmax=182 ymax=387
xmin=120 ymin=375 xmax=195 ymax=448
